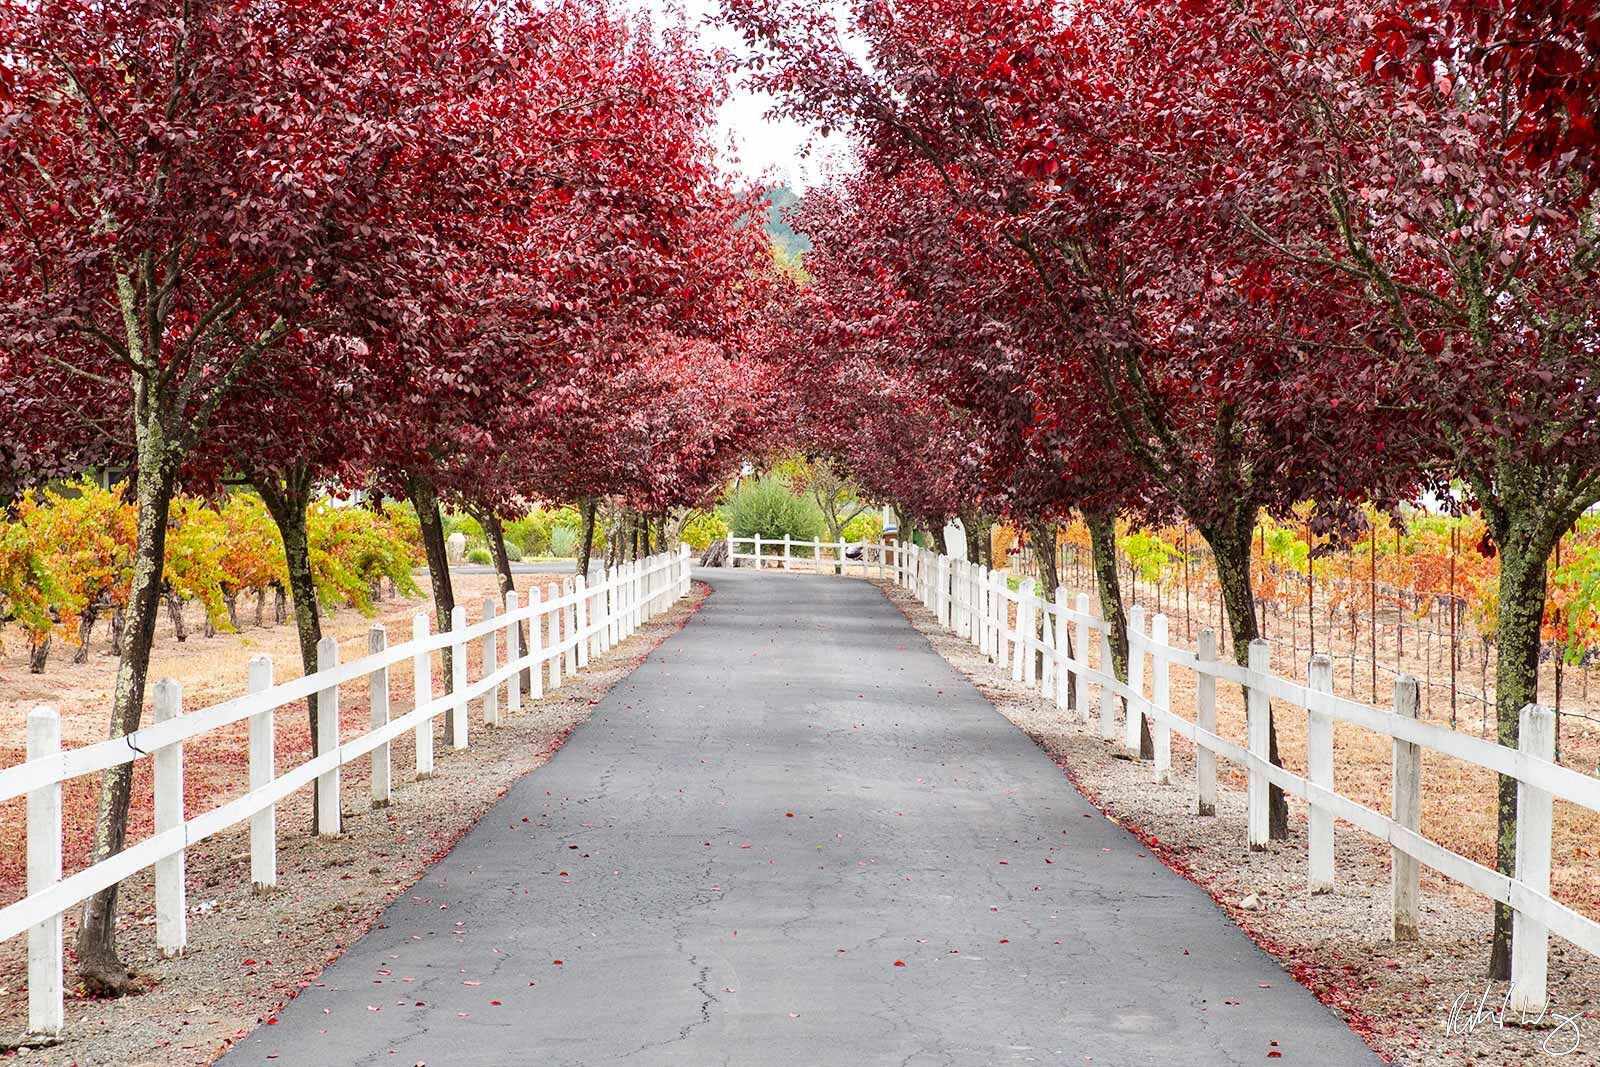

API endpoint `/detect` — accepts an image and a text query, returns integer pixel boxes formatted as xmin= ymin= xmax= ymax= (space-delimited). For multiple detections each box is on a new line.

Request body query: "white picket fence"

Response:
xmin=878 ymin=541 xmax=1597 ymax=1015
xmin=3 ymin=546 xmax=694 ymax=1038
xmin=726 ymin=533 xmax=896 ymax=577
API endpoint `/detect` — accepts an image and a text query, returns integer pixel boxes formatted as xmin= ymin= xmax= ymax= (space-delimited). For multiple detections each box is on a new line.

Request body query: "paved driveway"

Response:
xmin=221 ymin=569 xmax=1380 ymax=1066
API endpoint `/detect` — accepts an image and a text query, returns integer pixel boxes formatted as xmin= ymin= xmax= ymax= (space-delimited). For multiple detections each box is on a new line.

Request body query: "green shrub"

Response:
xmin=681 ymin=510 xmax=730 ymax=551
xmin=727 ymin=476 xmax=823 ymax=544
xmin=841 ymin=511 xmax=884 ymax=544
xmin=549 ymin=525 xmax=580 ymax=558
xmin=505 ymin=514 xmax=545 ymax=556
xmin=505 ymin=505 xmax=601 ymax=557
xmin=443 ymin=511 xmax=484 ymax=543
xmin=502 ymin=540 xmax=523 ymax=563
xmin=466 ymin=546 xmax=493 ymax=565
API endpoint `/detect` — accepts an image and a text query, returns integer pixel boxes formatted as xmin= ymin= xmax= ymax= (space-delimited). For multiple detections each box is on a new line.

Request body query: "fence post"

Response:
xmin=681 ymin=544 xmax=693 ymax=596
xmin=1124 ymin=605 xmax=1147 ymax=754
xmin=481 ymin=597 xmax=499 ymax=726
xmin=588 ymin=574 xmax=602 ymax=659
xmin=506 ymin=591 xmax=522 ymax=713
xmin=1098 ymin=621 xmax=1118 ymax=741
xmin=979 ymin=566 xmax=992 ymax=659
xmin=981 ymin=567 xmax=995 ymax=659
xmin=972 ymin=564 xmax=983 ymax=646
xmin=413 ymin=614 xmax=434 ymax=779
xmin=1054 ymin=586 xmax=1070 ymax=708
xmin=1509 ymin=703 xmax=1556 ymax=1014
xmin=153 ymin=677 xmax=187 ymax=956
xmin=964 ymin=561 xmax=975 ymax=636
xmin=628 ymin=563 xmax=639 ymax=633
xmin=1151 ymin=614 xmax=1171 ymax=785
xmin=937 ymin=556 xmax=950 ymax=628
xmin=641 ymin=559 xmax=652 ymax=623
xmin=1307 ymin=654 xmax=1334 ymax=892
xmin=528 ymin=587 xmax=545 ymax=700
xmin=450 ymin=605 xmax=469 ymax=748
xmin=1247 ymin=638 xmax=1271 ymax=850
xmin=783 ymin=533 xmax=792 ymax=570
xmin=958 ymin=561 xmax=969 ymax=641
xmin=1039 ymin=610 xmax=1054 ymax=695
xmin=26 ymin=705 xmax=62 ymax=1038
xmin=575 ymin=576 xmax=590 ymax=670
xmin=369 ymin=626 xmax=391 ymax=808
xmin=971 ymin=564 xmax=983 ymax=650
xmin=1391 ymin=675 xmax=1421 ymax=940
xmin=951 ymin=560 xmax=963 ymax=633
xmin=1015 ymin=578 xmax=1035 ymax=683
xmin=1195 ymin=630 xmax=1217 ymax=816
xmin=985 ymin=572 xmax=998 ymax=662
xmin=563 ymin=576 xmax=579 ymax=674
xmin=316 ymin=636 xmax=343 ymax=833
xmin=246 ymin=656 xmax=277 ymax=892
xmin=604 ymin=568 xmax=617 ymax=648
xmin=754 ymin=533 xmax=762 ymax=570
xmin=1073 ymin=593 xmax=1091 ymax=722
xmin=631 ymin=562 xmax=642 ymax=632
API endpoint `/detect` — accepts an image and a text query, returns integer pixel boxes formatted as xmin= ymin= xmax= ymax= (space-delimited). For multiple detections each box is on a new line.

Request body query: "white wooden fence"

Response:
xmin=725 ymin=533 xmax=897 ymax=577
xmin=3 ymin=547 xmax=694 ymax=1038
xmin=876 ymin=541 xmax=1596 ymax=1015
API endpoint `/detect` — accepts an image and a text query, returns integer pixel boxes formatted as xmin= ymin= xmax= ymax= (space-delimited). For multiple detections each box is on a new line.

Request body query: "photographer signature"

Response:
xmin=1444 ymin=983 xmax=1585 ymax=1057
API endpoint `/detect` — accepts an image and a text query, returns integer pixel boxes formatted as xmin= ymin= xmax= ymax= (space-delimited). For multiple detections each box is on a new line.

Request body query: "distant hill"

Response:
xmin=764 ymin=184 xmax=812 ymax=260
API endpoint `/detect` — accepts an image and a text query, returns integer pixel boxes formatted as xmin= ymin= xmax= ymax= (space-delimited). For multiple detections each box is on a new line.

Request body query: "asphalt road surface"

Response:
xmin=221 ymin=569 xmax=1380 ymax=1066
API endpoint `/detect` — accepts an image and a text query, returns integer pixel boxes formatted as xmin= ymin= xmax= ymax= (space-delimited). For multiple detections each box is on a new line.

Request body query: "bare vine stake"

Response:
xmin=1370 ymin=529 xmax=1378 ymax=702
xmin=1450 ymin=523 xmax=1458 ymax=728
xmin=1307 ymin=518 xmax=1315 ymax=659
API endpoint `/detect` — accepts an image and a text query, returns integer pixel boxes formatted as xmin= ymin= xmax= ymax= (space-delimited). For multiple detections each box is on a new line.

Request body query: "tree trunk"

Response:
xmin=164 ymin=593 xmax=187 ymax=642
xmin=273 ymin=584 xmax=287 ymax=624
xmin=74 ymin=600 xmax=101 ymax=663
xmin=576 ymin=497 xmax=599 ymax=580
xmin=77 ymin=456 xmax=179 ymax=995
xmin=407 ymin=474 xmax=458 ymax=746
xmin=255 ymin=467 xmax=327 ymax=834
xmin=224 ymin=591 xmax=240 ymax=630
xmin=28 ymin=630 xmax=51 ymax=673
xmin=110 ymin=606 xmax=125 ymax=656
xmin=253 ymin=588 xmax=266 ymax=628
xmin=1030 ymin=523 xmax=1060 ymax=594
xmin=1087 ymin=509 xmax=1150 ymax=757
xmin=474 ymin=505 xmax=531 ymax=691
xmin=1486 ymin=519 xmax=1552 ymax=979
xmin=1201 ymin=511 xmax=1289 ymax=840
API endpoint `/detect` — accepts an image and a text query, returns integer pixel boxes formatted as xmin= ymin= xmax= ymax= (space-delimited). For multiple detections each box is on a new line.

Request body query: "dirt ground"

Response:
xmin=879 ymin=578 xmax=1600 ymax=1067
xmin=0 ymin=576 xmax=710 ymax=1066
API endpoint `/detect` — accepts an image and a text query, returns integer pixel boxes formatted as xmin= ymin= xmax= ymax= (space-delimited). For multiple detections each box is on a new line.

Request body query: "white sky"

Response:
xmin=636 ymin=0 xmax=855 ymax=192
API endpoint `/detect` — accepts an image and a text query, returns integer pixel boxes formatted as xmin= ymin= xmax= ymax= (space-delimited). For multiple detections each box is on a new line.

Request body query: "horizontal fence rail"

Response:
xmin=6 ymin=547 xmax=694 ymax=1038
xmin=725 ymin=534 xmax=903 ymax=579
xmin=882 ymin=541 xmax=1595 ymax=1016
